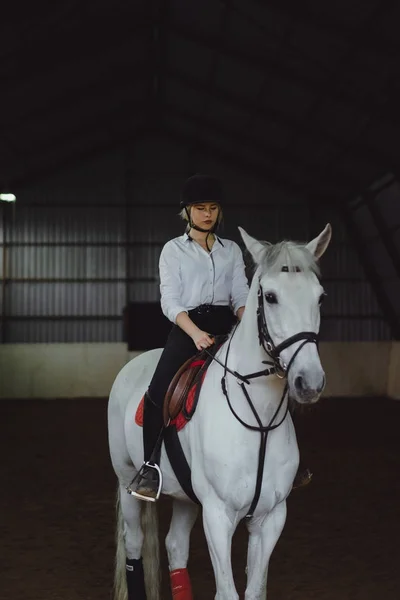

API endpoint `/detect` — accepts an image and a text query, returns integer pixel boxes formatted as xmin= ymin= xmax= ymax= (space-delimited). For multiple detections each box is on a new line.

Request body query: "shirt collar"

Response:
xmin=182 ymin=232 xmax=224 ymax=247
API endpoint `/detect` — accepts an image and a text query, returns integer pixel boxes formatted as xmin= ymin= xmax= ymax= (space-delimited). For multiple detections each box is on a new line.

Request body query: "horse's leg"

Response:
xmin=165 ymin=499 xmax=199 ymax=600
xmin=202 ymin=498 xmax=239 ymax=600
xmin=244 ymin=501 xmax=287 ymax=600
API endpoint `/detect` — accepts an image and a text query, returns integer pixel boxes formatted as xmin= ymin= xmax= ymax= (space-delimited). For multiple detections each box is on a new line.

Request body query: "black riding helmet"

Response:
xmin=180 ymin=174 xmax=223 ymax=209
xmin=180 ymin=174 xmax=223 ymax=239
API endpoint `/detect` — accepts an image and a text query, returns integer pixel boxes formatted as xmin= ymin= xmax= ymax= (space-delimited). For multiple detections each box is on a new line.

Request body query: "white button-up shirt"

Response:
xmin=159 ymin=233 xmax=249 ymax=323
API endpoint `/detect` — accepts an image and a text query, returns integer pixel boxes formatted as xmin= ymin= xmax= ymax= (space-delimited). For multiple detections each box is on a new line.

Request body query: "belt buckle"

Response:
xmin=198 ymin=304 xmax=210 ymax=314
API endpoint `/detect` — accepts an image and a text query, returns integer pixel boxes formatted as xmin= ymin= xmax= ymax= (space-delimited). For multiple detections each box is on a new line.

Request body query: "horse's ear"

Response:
xmin=238 ymin=226 xmax=265 ymax=265
xmin=306 ymin=223 xmax=332 ymax=259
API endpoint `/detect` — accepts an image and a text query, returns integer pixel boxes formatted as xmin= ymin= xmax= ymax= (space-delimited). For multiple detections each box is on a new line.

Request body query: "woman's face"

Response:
xmin=190 ymin=202 xmax=220 ymax=230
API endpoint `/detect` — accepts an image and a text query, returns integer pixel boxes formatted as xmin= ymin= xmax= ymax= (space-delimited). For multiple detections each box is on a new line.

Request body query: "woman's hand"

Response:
xmin=175 ymin=312 xmax=215 ymax=350
xmin=191 ymin=329 xmax=214 ymax=351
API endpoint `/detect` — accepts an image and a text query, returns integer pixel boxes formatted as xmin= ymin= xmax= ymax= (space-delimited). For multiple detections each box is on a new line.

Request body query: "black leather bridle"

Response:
xmin=256 ymin=283 xmax=319 ymax=373
xmin=206 ymin=277 xmax=320 ymax=519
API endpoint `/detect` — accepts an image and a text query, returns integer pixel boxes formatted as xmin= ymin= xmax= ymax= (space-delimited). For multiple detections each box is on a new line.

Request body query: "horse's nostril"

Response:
xmin=295 ymin=375 xmax=304 ymax=391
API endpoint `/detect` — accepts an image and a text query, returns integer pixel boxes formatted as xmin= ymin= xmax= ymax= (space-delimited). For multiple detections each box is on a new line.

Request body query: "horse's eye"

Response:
xmin=265 ymin=292 xmax=278 ymax=304
xmin=319 ymin=292 xmax=327 ymax=306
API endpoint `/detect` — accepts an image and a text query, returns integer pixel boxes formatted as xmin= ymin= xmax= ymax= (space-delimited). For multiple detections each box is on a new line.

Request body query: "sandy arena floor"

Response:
xmin=1 ymin=396 xmax=399 ymax=599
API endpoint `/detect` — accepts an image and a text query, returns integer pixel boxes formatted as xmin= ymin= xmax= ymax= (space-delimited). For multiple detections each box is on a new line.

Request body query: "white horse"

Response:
xmin=108 ymin=224 xmax=332 ymax=600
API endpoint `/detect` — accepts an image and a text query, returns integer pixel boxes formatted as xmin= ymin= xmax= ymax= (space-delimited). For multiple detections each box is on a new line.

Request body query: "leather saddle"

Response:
xmin=163 ymin=355 xmax=205 ymax=426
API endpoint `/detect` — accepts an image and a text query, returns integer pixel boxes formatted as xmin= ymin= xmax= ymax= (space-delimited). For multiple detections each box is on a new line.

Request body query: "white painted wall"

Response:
xmin=320 ymin=342 xmax=391 ymax=397
xmin=1 ymin=343 xmax=398 ymax=400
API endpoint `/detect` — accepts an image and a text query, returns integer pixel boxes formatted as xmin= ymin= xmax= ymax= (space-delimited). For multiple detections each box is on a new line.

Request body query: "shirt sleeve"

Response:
xmin=159 ymin=242 xmax=188 ymax=323
xmin=230 ymin=241 xmax=249 ymax=314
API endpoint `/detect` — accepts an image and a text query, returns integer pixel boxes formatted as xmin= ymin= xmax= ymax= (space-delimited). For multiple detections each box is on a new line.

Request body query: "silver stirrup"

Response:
xmin=127 ymin=462 xmax=163 ymax=502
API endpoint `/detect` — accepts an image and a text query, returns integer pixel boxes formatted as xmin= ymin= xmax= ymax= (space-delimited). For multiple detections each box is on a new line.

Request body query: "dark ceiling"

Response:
xmin=2 ymin=0 xmax=400 ymax=203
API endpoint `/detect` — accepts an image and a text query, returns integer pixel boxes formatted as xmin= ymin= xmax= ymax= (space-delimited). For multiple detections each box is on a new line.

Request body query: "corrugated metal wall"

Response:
xmin=0 ymin=135 xmax=392 ymax=343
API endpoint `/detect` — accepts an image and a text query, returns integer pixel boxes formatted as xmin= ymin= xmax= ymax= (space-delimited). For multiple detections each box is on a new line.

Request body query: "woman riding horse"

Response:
xmin=131 ymin=173 xmax=249 ymax=501
xmin=131 ymin=174 xmax=311 ymax=501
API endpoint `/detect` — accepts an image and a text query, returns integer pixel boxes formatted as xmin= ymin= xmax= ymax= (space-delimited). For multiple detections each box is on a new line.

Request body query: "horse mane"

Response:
xmin=257 ymin=240 xmax=320 ymax=277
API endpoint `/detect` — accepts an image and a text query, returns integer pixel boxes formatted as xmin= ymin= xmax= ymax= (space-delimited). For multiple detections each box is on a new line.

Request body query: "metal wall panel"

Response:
xmin=321 ymin=242 xmax=365 ymax=279
xmin=127 ymin=282 xmax=160 ymax=303
xmin=323 ymin=280 xmax=381 ymax=315
xmin=1 ymin=135 xmax=391 ymax=342
xmin=314 ymin=204 xmax=390 ymax=339
xmin=8 ymin=205 xmax=126 ymax=243
xmin=127 ymin=245 xmax=161 ymax=280
xmin=6 ymin=282 xmax=125 ymax=316
xmin=349 ymin=189 xmax=400 ymax=338
xmin=367 ymin=239 xmax=398 ymax=279
xmin=320 ymin=318 xmax=391 ymax=341
xmin=7 ymin=246 xmax=126 ymax=279
xmin=382 ymin=279 xmax=400 ymax=316
xmin=3 ymin=153 xmax=128 ymax=341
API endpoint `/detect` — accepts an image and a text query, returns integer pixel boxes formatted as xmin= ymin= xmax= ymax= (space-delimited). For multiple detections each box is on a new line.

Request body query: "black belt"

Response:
xmin=189 ymin=304 xmax=231 ymax=315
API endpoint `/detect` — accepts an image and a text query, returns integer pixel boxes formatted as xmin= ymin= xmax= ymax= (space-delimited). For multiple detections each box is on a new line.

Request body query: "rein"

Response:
xmin=205 ymin=279 xmax=319 ymax=519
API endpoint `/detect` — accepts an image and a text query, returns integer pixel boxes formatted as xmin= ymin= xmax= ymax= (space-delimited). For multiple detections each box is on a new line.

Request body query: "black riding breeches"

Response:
xmin=147 ymin=305 xmax=236 ymax=410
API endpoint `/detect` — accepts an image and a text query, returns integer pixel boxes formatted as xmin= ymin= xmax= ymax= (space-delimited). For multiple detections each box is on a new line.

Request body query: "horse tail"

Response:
xmin=114 ymin=487 xmax=128 ymax=600
xmin=142 ymin=502 xmax=161 ymax=600
xmin=114 ymin=487 xmax=161 ymax=600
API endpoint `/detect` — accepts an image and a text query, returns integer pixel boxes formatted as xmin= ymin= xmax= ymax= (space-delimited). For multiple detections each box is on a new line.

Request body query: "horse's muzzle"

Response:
xmin=292 ymin=372 xmax=325 ymax=404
